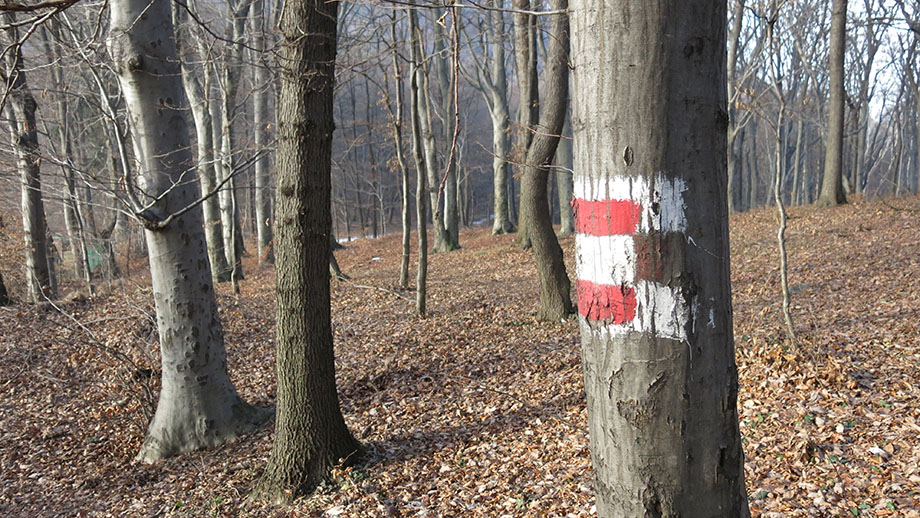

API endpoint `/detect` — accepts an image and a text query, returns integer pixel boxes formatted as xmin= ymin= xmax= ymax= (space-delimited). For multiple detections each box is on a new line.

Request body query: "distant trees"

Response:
xmin=570 ymin=1 xmax=749 ymax=515
xmin=2 ymin=15 xmax=56 ymax=304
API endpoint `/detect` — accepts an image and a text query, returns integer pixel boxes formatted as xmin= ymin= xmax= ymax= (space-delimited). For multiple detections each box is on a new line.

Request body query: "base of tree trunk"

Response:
xmin=250 ymin=435 xmax=361 ymax=505
xmin=814 ymin=194 xmax=847 ymax=208
xmin=491 ymin=220 xmax=516 ymax=235
xmin=433 ymin=241 xmax=461 ymax=253
xmin=135 ymin=399 xmax=272 ymax=463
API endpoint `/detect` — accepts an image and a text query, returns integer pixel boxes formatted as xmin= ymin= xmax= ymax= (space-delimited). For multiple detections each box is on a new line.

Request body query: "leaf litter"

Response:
xmin=1 ymin=194 xmax=919 ymax=516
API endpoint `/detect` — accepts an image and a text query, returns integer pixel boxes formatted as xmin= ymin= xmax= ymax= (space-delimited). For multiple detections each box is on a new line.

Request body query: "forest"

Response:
xmin=0 ymin=0 xmax=919 ymax=516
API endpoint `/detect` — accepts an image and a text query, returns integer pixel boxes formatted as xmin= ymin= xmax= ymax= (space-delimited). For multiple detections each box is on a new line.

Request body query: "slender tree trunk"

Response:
xmin=817 ymin=0 xmax=848 ymax=207
xmin=512 ymin=0 xmax=540 ymax=247
xmin=252 ymin=0 xmax=360 ymax=501
xmin=2 ymin=21 xmax=55 ymax=303
xmin=486 ymin=0 xmax=515 ymax=235
xmin=432 ymin=11 xmax=460 ymax=252
xmin=556 ymin=113 xmax=574 ymax=236
xmin=570 ymin=1 xmax=750 ymax=515
xmin=174 ymin=3 xmax=233 ymax=283
xmin=518 ymin=0 xmax=572 ymax=322
xmin=409 ymin=8 xmax=428 ymax=316
xmin=726 ymin=0 xmax=745 ymax=214
xmin=0 ymin=272 xmax=9 ymax=306
xmin=391 ymin=13 xmax=412 ymax=289
xmin=108 ymin=0 xmax=268 ymax=462
xmin=251 ymin=0 xmax=274 ymax=264
xmin=217 ymin=0 xmax=251 ymax=281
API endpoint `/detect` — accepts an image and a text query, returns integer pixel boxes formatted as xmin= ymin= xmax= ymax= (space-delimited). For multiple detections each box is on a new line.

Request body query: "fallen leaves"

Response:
xmin=1 ymin=194 xmax=919 ymax=516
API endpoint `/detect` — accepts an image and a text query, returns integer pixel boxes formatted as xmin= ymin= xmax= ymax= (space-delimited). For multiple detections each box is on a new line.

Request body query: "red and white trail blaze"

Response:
xmin=574 ymin=174 xmax=691 ymax=341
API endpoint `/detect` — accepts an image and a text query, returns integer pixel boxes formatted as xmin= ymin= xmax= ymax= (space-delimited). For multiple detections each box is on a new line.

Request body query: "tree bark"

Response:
xmin=518 ymin=0 xmax=573 ymax=322
xmin=252 ymin=0 xmax=360 ymax=503
xmin=817 ymin=0 xmax=849 ymax=207
xmin=108 ymin=0 xmax=268 ymax=462
xmin=409 ymin=8 xmax=429 ymax=316
xmin=512 ymin=0 xmax=540 ymax=247
xmin=389 ymin=12 xmax=412 ymax=289
xmin=2 ymin=19 xmax=55 ymax=303
xmin=251 ymin=0 xmax=274 ymax=264
xmin=570 ymin=1 xmax=750 ymax=515
xmin=556 ymin=113 xmax=574 ymax=236
xmin=173 ymin=2 xmax=233 ymax=283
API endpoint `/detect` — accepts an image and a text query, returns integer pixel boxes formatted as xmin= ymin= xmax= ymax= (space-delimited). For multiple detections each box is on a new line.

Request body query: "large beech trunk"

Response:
xmin=108 ymin=0 xmax=268 ymax=462
xmin=570 ymin=1 xmax=750 ymax=515
xmin=252 ymin=0 xmax=360 ymax=503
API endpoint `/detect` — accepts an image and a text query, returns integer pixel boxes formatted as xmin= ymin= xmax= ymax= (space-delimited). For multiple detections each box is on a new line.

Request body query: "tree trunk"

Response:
xmin=251 ymin=0 xmax=274 ymax=264
xmin=174 ymin=3 xmax=233 ymax=283
xmin=390 ymin=13 xmax=412 ymax=289
xmin=519 ymin=0 xmax=572 ymax=322
xmin=2 ymin=20 xmax=55 ymax=303
xmin=217 ymin=0 xmax=251 ymax=281
xmin=485 ymin=0 xmax=516 ymax=235
xmin=512 ymin=0 xmax=540 ymax=247
xmin=251 ymin=0 xmax=360 ymax=502
xmin=817 ymin=0 xmax=848 ymax=207
xmin=409 ymin=8 xmax=429 ymax=316
xmin=570 ymin=1 xmax=750 ymax=515
xmin=556 ymin=113 xmax=574 ymax=236
xmin=0 ymin=272 xmax=9 ymax=306
xmin=726 ymin=0 xmax=745 ymax=214
xmin=432 ymin=11 xmax=460 ymax=252
xmin=108 ymin=0 xmax=268 ymax=462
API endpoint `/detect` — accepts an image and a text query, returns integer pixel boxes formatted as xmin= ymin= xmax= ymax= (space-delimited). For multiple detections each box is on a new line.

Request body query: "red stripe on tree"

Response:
xmin=576 ymin=279 xmax=637 ymax=323
xmin=573 ymin=198 xmax=643 ymax=236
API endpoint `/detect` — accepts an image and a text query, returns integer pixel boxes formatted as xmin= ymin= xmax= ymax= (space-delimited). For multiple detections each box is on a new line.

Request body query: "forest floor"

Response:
xmin=2 ymin=195 xmax=920 ymax=517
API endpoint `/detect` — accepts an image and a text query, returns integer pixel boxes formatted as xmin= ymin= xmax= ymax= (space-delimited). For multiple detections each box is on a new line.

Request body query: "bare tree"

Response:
xmin=107 ymin=0 xmax=269 ymax=462
xmin=570 ymin=1 xmax=750 ymax=515
xmin=817 ymin=0 xmax=849 ymax=207
xmin=2 ymin=14 xmax=57 ymax=303
xmin=252 ymin=0 xmax=361 ymax=501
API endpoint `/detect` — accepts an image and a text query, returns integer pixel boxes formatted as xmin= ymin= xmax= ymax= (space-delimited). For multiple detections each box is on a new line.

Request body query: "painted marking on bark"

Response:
xmin=574 ymin=173 xmax=690 ymax=341
xmin=572 ymin=199 xmax=642 ymax=236
xmin=576 ymin=280 xmax=636 ymax=323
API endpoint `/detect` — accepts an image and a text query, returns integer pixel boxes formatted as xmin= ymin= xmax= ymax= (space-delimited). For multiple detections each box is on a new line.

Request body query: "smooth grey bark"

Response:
xmin=41 ymin=24 xmax=91 ymax=291
xmin=726 ymin=0 xmax=745 ymax=214
xmin=251 ymin=0 xmax=274 ymax=264
xmin=465 ymin=0 xmax=515 ymax=234
xmin=388 ymin=12 xmax=412 ymax=289
xmin=2 ymin=20 xmax=55 ymax=303
xmin=570 ymin=1 xmax=750 ymax=516
xmin=817 ymin=0 xmax=849 ymax=207
xmin=173 ymin=2 xmax=232 ymax=283
xmin=432 ymin=10 xmax=460 ymax=252
xmin=409 ymin=8 xmax=429 ymax=316
xmin=252 ymin=1 xmax=360 ymax=501
xmin=411 ymin=13 xmax=450 ymax=254
xmin=216 ymin=0 xmax=252 ymax=282
xmin=108 ymin=0 xmax=268 ymax=462
xmin=556 ymin=112 xmax=574 ymax=236
xmin=518 ymin=0 xmax=572 ymax=322
xmin=488 ymin=1 xmax=515 ymax=234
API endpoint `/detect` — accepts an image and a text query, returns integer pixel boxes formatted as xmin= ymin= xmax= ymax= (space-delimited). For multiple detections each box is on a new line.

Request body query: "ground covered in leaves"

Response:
xmin=1 ymin=195 xmax=919 ymax=517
